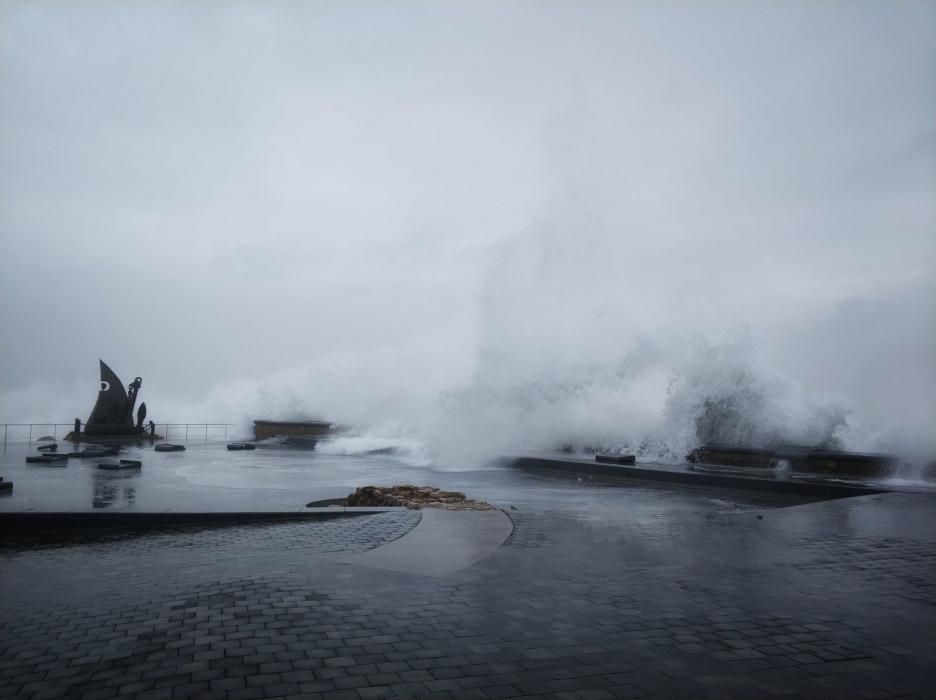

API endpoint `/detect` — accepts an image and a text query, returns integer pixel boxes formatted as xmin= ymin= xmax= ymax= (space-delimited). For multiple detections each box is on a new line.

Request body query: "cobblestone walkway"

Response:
xmin=2 ymin=492 xmax=935 ymax=699
xmin=0 ymin=512 xmax=422 ymax=555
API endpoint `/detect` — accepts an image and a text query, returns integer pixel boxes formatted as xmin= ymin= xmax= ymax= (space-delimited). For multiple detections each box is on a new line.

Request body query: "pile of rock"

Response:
xmin=346 ymin=485 xmax=494 ymax=510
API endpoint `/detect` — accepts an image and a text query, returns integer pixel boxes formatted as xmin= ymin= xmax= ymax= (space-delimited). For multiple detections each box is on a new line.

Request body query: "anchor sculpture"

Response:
xmin=73 ymin=360 xmax=156 ymax=439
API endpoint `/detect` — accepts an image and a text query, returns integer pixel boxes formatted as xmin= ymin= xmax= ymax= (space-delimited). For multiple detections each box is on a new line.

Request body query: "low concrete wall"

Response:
xmin=510 ymin=456 xmax=885 ymax=500
xmin=0 ymin=509 xmax=392 ymax=532
xmin=686 ymin=444 xmax=904 ymax=479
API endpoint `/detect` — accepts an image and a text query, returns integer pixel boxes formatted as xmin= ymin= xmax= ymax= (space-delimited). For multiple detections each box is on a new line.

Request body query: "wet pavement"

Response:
xmin=2 ymin=441 xmax=430 ymax=513
xmin=2 ymin=445 xmax=935 ymax=699
xmin=0 ymin=441 xmax=816 ymax=514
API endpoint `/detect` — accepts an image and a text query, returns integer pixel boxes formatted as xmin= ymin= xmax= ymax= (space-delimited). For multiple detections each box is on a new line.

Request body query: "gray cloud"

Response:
xmin=1 ymin=1 xmax=934 ymax=459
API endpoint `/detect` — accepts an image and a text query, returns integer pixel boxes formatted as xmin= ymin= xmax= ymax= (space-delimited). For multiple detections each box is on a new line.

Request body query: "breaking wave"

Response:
xmin=315 ymin=431 xmax=432 ymax=467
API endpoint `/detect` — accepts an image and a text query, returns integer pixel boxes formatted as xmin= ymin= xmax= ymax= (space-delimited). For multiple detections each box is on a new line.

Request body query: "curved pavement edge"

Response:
xmin=338 ymin=507 xmax=513 ymax=577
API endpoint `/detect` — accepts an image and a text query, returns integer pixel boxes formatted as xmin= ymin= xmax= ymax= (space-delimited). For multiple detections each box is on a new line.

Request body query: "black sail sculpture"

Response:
xmin=84 ymin=361 xmax=139 ymax=436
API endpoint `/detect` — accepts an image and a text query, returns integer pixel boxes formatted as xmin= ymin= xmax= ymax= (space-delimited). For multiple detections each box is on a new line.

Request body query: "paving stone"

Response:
xmin=2 ymin=492 xmax=936 ymax=700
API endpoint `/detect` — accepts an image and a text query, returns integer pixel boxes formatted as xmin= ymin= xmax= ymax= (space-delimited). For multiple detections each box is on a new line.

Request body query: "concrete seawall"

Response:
xmin=509 ymin=455 xmax=885 ymax=499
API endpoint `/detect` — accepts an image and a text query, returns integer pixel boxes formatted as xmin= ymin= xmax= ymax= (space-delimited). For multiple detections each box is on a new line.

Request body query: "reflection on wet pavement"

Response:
xmin=1 ymin=441 xmax=818 ymax=514
xmin=91 ymin=470 xmax=137 ymax=509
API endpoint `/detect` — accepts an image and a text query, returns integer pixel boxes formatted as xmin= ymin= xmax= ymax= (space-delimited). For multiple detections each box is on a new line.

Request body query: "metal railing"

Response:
xmin=155 ymin=423 xmax=233 ymax=443
xmin=1 ymin=423 xmax=235 ymax=446
xmin=0 ymin=423 xmax=74 ymax=445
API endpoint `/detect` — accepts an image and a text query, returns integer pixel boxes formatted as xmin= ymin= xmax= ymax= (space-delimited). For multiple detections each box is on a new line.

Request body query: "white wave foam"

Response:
xmin=315 ymin=433 xmax=432 ymax=467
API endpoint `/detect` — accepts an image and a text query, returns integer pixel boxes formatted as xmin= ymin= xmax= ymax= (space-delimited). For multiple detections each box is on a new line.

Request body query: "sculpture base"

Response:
xmin=63 ymin=431 xmax=163 ymax=443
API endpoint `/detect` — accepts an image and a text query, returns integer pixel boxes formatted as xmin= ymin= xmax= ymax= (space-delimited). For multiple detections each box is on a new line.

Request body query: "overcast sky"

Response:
xmin=1 ymin=1 xmax=934 ymax=457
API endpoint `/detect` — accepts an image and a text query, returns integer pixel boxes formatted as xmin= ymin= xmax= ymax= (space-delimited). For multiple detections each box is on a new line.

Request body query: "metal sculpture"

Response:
xmin=82 ymin=361 xmax=151 ymax=438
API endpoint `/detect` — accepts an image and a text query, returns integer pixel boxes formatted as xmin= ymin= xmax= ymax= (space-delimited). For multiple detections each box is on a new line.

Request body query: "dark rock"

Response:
xmin=154 ymin=443 xmax=185 ymax=452
xmin=26 ymin=455 xmax=68 ymax=465
xmin=226 ymin=442 xmax=256 ymax=451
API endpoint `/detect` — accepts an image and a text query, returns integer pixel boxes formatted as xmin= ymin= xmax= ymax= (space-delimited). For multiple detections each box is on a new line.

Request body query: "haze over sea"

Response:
xmin=1 ymin=2 xmax=934 ymax=466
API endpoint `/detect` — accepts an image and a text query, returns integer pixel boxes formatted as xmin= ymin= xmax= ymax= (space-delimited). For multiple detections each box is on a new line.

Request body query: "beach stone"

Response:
xmin=347 ymin=484 xmax=493 ymax=510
